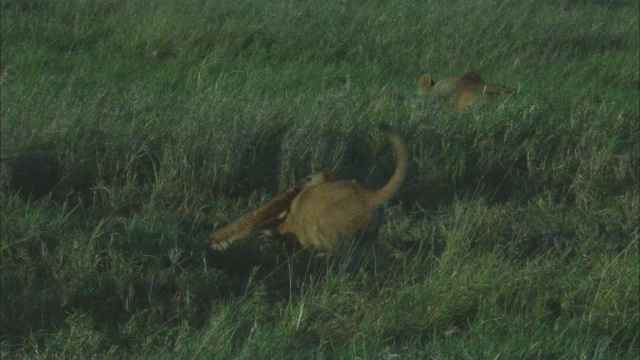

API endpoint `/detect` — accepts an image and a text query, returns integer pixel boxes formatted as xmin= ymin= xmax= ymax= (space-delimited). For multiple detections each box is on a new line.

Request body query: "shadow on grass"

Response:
xmin=1 ymin=131 xmax=161 ymax=204
xmin=1 ymin=150 xmax=63 ymax=199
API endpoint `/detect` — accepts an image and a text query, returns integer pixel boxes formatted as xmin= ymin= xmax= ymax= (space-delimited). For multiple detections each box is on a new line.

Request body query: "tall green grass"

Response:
xmin=2 ymin=0 xmax=638 ymax=358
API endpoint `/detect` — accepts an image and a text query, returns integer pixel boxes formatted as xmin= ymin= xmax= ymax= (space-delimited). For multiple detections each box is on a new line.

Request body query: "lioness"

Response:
xmin=418 ymin=71 xmax=516 ymax=110
xmin=266 ymin=130 xmax=407 ymax=253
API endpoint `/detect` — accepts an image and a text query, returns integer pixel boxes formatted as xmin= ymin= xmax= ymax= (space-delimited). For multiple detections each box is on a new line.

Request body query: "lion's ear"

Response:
xmin=319 ymin=168 xmax=335 ymax=182
xmin=418 ymin=74 xmax=434 ymax=89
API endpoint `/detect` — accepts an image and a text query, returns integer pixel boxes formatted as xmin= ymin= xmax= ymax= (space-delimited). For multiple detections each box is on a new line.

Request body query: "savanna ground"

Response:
xmin=1 ymin=0 xmax=638 ymax=358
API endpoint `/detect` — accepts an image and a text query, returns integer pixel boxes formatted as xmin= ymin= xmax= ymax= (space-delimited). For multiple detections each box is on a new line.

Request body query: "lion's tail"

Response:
xmin=367 ymin=130 xmax=408 ymax=207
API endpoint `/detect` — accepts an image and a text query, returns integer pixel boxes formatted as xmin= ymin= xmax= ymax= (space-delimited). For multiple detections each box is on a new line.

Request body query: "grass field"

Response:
xmin=1 ymin=0 xmax=639 ymax=358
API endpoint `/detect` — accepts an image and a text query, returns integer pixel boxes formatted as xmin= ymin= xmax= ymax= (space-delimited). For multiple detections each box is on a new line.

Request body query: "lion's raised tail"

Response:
xmin=367 ymin=131 xmax=408 ymax=207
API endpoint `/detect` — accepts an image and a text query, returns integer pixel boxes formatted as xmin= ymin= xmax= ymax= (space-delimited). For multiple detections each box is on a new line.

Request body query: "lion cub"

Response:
xmin=268 ymin=131 xmax=408 ymax=253
xmin=210 ymin=170 xmax=334 ymax=250
xmin=418 ymin=71 xmax=516 ymax=110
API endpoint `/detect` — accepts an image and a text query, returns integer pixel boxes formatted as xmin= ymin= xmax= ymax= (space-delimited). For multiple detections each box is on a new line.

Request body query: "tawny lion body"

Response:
xmin=210 ymin=170 xmax=333 ymax=250
xmin=272 ymin=131 xmax=407 ymax=253
xmin=418 ymin=71 xmax=516 ymax=110
xmin=418 ymin=74 xmax=458 ymax=98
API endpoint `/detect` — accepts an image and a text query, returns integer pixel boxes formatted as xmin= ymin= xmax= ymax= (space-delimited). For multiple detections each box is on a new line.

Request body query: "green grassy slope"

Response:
xmin=1 ymin=0 xmax=638 ymax=358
